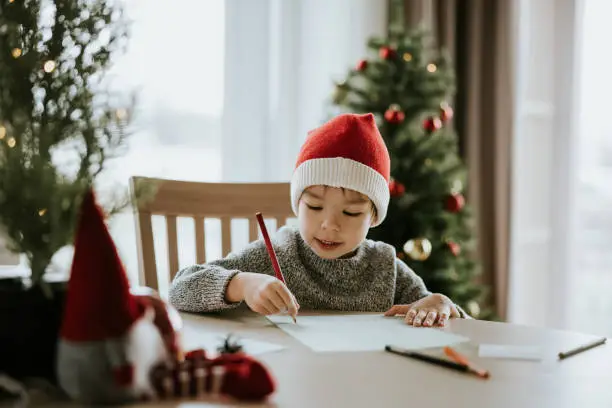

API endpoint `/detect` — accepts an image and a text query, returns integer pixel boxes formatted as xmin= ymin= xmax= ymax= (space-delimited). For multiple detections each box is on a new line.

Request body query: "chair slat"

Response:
xmin=221 ymin=217 xmax=232 ymax=257
xmin=194 ymin=216 xmax=206 ymax=264
xmin=249 ymin=218 xmax=259 ymax=242
xmin=275 ymin=217 xmax=284 ymax=230
xmin=166 ymin=215 xmax=179 ymax=281
xmin=135 ymin=211 xmax=158 ymax=290
xmin=130 ymin=177 xmax=293 ymax=292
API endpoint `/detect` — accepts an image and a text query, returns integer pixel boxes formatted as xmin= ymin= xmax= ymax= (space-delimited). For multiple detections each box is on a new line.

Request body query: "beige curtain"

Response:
xmin=391 ymin=0 xmax=514 ymax=320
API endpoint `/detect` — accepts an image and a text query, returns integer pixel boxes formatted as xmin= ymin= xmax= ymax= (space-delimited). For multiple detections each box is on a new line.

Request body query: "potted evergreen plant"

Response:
xmin=0 ymin=0 xmax=135 ymax=383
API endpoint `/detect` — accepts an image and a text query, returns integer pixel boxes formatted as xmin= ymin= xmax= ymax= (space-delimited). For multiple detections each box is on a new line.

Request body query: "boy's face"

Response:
xmin=297 ymin=185 xmax=375 ymax=259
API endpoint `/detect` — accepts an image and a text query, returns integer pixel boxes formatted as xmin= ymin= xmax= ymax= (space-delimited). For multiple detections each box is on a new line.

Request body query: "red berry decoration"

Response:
xmin=445 ymin=193 xmax=465 ymax=213
xmin=447 ymin=241 xmax=461 ymax=256
xmin=356 ymin=59 xmax=368 ymax=71
xmin=389 ymin=179 xmax=405 ymax=197
xmin=440 ymin=103 xmax=454 ymax=122
xmin=384 ymin=104 xmax=405 ymax=124
xmin=379 ymin=46 xmax=396 ymax=60
xmin=423 ymin=116 xmax=442 ymax=133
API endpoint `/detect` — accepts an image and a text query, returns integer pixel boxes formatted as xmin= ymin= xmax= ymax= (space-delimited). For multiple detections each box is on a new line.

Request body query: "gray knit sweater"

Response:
xmin=169 ymin=226 xmax=434 ymax=313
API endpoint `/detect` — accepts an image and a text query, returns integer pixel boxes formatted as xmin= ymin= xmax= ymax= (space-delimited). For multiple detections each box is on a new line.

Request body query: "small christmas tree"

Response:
xmin=0 ymin=0 xmax=134 ymax=293
xmin=330 ymin=22 xmax=493 ymax=319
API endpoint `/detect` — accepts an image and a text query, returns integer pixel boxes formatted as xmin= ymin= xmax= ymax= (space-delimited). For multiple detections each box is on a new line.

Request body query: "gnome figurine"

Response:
xmin=56 ymin=189 xmax=277 ymax=404
xmin=56 ymin=189 xmax=180 ymax=404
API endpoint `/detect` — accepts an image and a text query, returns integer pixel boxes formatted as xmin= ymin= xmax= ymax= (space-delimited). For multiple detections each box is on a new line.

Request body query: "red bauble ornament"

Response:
xmin=389 ymin=179 xmax=406 ymax=197
xmin=440 ymin=104 xmax=454 ymax=122
xmin=384 ymin=105 xmax=405 ymax=124
xmin=447 ymin=241 xmax=461 ymax=256
xmin=379 ymin=46 xmax=396 ymax=60
xmin=356 ymin=59 xmax=368 ymax=71
xmin=445 ymin=193 xmax=465 ymax=213
xmin=423 ymin=116 xmax=442 ymax=133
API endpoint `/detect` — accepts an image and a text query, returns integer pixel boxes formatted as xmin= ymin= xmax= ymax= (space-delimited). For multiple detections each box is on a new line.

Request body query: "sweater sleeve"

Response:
xmin=393 ymin=258 xmax=432 ymax=304
xmin=393 ymin=259 xmax=470 ymax=319
xmin=168 ymin=238 xmax=273 ymax=313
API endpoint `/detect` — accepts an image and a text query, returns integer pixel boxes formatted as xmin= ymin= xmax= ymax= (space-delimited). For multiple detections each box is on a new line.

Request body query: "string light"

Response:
xmin=9 ymin=0 xmax=15 ymax=3
xmin=115 ymin=108 xmax=128 ymax=120
xmin=38 ymin=209 xmax=47 ymax=216
xmin=452 ymin=179 xmax=463 ymax=194
xmin=403 ymin=53 xmax=412 ymax=62
xmin=427 ymin=63 xmax=437 ymax=73
xmin=7 ymin=137 xmax=16 ymax=148
xmin=11 ymin=48 xmax=22 ymax=58
xmin=0 ymin=126 xmax=5 ymax=140
xmin=43 ymin=60 xmax=56 ymax=73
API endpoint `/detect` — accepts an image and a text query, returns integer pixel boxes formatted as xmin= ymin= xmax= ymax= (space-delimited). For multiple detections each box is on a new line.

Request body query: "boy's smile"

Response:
xmin=298 ymin=185 xmax=375 ymax=259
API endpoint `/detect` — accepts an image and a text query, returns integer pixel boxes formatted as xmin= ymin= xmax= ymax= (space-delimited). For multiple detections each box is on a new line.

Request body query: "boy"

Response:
xmin=169 ymin=113 xmax=466 ymax=326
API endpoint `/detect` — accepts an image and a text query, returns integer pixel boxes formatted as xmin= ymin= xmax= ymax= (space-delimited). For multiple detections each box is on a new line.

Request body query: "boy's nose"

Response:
xmin=321 ymin=215 xmax=340 ymax=231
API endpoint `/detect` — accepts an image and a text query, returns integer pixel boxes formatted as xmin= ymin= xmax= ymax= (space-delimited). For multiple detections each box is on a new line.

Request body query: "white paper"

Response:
xmin=181 ymin=332 xmax=285 ymax=356
xmin=266 ymin=314 xmax=469 ymax=352
xmin=478 ymin=344 xmax=543 ymax=360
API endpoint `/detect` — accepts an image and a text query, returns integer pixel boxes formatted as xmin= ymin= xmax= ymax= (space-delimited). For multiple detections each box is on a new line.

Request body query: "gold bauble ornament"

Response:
xmin=403 ymin=238 xmax=432 ymax=261
xmin=467 ymin=301 xmax=480 ymax=318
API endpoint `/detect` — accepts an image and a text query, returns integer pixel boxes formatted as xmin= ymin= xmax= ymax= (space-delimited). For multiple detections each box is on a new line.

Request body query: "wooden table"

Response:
xmin=44 ymin=309 xmax=612 ymax=408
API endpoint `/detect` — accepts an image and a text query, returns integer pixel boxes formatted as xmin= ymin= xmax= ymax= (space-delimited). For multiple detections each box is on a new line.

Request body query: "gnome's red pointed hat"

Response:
xmin=59 ymin=189 xmax=144 ymax=342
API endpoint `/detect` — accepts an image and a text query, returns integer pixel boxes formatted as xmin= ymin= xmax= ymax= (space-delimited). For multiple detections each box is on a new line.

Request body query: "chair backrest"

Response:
xmin=129 ymin=176 xmax=294 ymax=291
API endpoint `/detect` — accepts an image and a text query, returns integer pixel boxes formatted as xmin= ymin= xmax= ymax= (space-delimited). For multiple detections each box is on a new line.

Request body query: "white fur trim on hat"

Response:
xmin=290 ymin=157 xmax=389 ymax=227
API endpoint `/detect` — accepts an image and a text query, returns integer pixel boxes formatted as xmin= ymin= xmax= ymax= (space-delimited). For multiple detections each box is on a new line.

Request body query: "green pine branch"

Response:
xmin=0 ymin=0 xmax=135 ymax=290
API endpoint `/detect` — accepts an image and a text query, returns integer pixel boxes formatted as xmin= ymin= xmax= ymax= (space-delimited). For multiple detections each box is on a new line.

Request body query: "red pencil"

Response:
xmin=255 ymin=212 xmax=296 ymax=323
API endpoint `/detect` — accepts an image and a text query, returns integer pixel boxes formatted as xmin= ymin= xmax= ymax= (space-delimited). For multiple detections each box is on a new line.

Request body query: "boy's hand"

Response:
xmin=384 ymin=293 xmax=460 ymax=327
xmin=233 ymin=272 xmax=299 ymax=317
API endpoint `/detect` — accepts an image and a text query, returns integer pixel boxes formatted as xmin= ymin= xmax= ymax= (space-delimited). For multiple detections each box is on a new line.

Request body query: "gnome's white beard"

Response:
xmin=125 ymin=306 xmax=170 ymax=399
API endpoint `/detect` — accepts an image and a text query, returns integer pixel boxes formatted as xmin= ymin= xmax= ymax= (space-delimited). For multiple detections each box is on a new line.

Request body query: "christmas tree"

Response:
xmin=0 ymin=0 xmax=134 ymax=293
xmin=330 ymin=25 xmax=492 ymax=319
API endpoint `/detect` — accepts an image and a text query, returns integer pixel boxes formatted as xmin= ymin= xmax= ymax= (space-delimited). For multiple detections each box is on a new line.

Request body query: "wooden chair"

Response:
xmin=129 ymin=176 xmax=294 ymax=291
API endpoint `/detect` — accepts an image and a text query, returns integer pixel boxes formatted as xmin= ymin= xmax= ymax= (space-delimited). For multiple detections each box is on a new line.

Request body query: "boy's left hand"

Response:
xmin=384 ymin=293 xmax=460 ymax=327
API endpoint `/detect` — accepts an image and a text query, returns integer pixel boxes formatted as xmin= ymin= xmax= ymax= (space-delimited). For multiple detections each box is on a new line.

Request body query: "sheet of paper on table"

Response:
xmin=181 ymin=330 xmax=286 ymax=356
xmin=266 ymin=314 xmax=469 ymax=352
xmin=478 ymin=344 xmax=543 ymax=360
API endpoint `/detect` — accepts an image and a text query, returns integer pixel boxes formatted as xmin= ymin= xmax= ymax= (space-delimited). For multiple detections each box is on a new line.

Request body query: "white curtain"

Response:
xmin=507 ymin=0 xmax=584 ymax=330
xmin=222 ymin=0 xmax=388 ymax=182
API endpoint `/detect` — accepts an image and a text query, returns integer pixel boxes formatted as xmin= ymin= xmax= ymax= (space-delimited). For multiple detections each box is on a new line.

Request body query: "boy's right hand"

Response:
xmin=229 ymin=272 xmax=299 ymax=317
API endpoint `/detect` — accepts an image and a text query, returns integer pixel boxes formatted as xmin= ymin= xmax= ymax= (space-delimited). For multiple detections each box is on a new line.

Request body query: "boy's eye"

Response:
xmin=343 ymin=211 xmax=362 ymax=217
xmin=306 ymin=204 xmax=322 ymax=211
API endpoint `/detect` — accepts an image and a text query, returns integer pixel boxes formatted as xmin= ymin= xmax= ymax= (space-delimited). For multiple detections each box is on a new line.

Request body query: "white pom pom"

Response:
xmin=125 ymin=306 xmax=170 ymax=399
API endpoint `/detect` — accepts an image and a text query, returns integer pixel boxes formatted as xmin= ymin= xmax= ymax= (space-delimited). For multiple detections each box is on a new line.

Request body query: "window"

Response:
xmin=508 ymin=0 xmax=582 ymax=330
xmin=509 ymin=0 xmax=612 ymax=337
xmin=101 ymin=0 xmax=226 ymax=289
xmin=1 ymin=0 xmax=389 ymax=294
xmin=568 ymin=0 xmax=612 ymax=337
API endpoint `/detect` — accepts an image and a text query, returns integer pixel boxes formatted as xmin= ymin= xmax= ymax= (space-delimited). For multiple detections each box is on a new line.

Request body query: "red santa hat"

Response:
xmin=290 ymin=113 xmax=391 ymax=226
xmin=59 ymin=189 xmax=144 ymax=342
